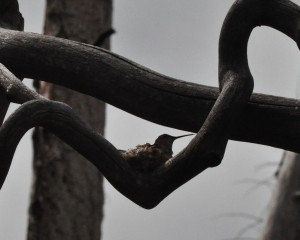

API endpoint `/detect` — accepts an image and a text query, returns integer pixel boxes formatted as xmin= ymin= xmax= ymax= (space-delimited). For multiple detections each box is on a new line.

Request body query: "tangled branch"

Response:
xmin=0 ymin=0 xmax=300 ymax=208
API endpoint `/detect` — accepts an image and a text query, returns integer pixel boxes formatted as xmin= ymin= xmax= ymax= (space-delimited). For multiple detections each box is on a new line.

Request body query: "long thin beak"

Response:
xmin=174 ymin=133 xmax=194 ymax=139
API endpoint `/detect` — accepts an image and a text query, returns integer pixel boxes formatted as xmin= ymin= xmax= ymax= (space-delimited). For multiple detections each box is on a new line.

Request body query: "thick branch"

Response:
xmin=0 ymin=0 xmax=23 ymax=125
xmin=0 ymin=0 xmax=269 ymax=208
xmin=0 ymin=0 xmax=299 ymax=152
xmin=0 ymin=65 xmax=244 ymax=208
xmin=0 ymin=0 xmax=300 ymax=209
xmin=0 ymin=64 xmax=42 ymax=103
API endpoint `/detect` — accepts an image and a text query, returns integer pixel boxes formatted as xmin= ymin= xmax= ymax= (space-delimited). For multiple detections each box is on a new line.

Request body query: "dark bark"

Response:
xmin=0 ymin=1 xmax=299 ymax=153
xmin=0 ymin=0 xmax=23 ymax=31
xmin=3 ymin=0 xmax=300 ymax=238
xmin=0 ymin=55 xmax=251 ymax=208
xmin=0 ymin=0 xmax=23 ymax=125
xmin=0 ymin=0 xmax=300 ymax=210
xmin=26 ymin=1 xmax=112 ymax=240
xmin=0 ymin=0 xmax=293 ymax=210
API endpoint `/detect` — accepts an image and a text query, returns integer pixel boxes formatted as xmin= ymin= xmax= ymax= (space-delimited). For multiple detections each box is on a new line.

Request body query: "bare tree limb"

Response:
xmin=0 ymin=0 xmax=299 ymax=152
xmin=0 ymin=0 xmax=23 ymax=125
xmin=0 ymin=64 xmax=43 ymax=103
xmin=0 ymin=0 xmax=300 ymax=209
xmin=0 ymin=0 xmax=252 ymax=208
xmin=0 ymin=63 xmax=239 ymax=208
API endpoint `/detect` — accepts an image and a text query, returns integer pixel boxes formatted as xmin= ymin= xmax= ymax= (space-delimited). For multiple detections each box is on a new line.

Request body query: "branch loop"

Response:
xmin=0 ymin=0 xmax=300 ymax=208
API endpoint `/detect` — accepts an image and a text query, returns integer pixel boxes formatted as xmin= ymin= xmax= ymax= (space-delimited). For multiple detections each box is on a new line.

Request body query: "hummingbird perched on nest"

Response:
xmin=120 ymin=134 xmax=194 ymax=173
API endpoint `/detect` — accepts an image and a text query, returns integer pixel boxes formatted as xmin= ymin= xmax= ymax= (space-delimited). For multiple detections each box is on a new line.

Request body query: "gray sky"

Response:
xmin=1 ymin=0 xmax=300 ymax=239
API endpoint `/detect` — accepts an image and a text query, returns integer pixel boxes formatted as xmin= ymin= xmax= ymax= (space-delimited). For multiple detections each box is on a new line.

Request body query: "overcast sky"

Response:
xmin=1 ymin=0 xmax=300 ymax=239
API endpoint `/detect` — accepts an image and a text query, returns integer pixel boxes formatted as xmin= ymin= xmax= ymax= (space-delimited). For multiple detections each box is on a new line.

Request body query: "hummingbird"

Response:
xmin=120 ymin=134 xmax=194 ymax=173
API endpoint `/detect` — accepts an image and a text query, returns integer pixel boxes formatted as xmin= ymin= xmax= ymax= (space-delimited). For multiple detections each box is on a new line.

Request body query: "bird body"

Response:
xmin=121 ymin=134 xmax=193 ymax=173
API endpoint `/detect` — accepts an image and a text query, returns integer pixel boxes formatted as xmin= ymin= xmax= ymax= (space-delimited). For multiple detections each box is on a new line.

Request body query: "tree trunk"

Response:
xmin=27 ymin=1 xmax=112 ymax=239
xmin=261 ymin=151 xmax=300 ymax=240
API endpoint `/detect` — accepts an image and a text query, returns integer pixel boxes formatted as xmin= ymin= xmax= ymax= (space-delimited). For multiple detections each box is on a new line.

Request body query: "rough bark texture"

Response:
xmin=261 ymin=152 xmax=300 ymax=240
xmin=1 ymin=0 xmax=300 ymax=237
xmin=1 ymin=0 xmax=300 ymax=220
xmin=1 ymin=0 xmax=300 ymax=153
xmin=27 ymin=1 xmax=112 ymax=239
xmin=0 ymin=0 xmax=23 ymax=124
xmin=0 ymin=0 xmax=299 ymax=209
xmin=0 ymin=0 xmax=255 ymax=209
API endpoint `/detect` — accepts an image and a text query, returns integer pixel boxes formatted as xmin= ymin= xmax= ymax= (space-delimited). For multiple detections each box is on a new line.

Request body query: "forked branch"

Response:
xmin=0 ymin=0 xmax=300 ymax=208
xmin=0 ymin=63 xmax=248 ymax=208
xmin=0 ymin=0 xmax=299 ymax=152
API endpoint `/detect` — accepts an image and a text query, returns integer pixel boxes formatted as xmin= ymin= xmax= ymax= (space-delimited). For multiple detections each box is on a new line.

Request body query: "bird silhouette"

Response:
xmin=120 ymin=134 xmax=194 ymax=173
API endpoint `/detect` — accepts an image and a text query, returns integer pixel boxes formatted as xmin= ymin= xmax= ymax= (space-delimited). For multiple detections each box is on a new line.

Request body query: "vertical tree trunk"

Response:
xmin=261 ymin=151 xmax=300 ymax=240
xmin=27 ymin=1 xmax=112 ymax=239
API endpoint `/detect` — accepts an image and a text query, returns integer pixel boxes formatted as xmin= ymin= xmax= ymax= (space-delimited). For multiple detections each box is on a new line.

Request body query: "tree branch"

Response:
xmin=0 ymin=0 xmax=24 ymax=125
xmin=0 ymin=63 xmax=243 ymax=208
xmin=0 ymin=0 xmax=300 ymax=209
xmin=0 ymin=0 xmax=299 ymax=152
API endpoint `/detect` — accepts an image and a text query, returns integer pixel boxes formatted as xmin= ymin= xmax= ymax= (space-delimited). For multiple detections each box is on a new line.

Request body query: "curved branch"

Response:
xmin=0 ymin=0 xmax=24 ymax=125
xmin=0 ymin=63 xmax=243 ymax=208
xmin=0 ymin=98 xmax=246 ymax=208
xmin=0 ymin=100 xmax=141 ymax=205
xmin=0 ymin=0 xmax=299 ymax=209
xmin=0 ymin=63 xmax=43 ymax=103
xmin=0 ymin=0 xmax=299 ymax=153
xmin=0 ymin=84 xmax=253 ymax=209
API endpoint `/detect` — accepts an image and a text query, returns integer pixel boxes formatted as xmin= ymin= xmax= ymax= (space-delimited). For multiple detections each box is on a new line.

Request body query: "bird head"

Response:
xmin=154 ymin=133 xmax=194 ymax=151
